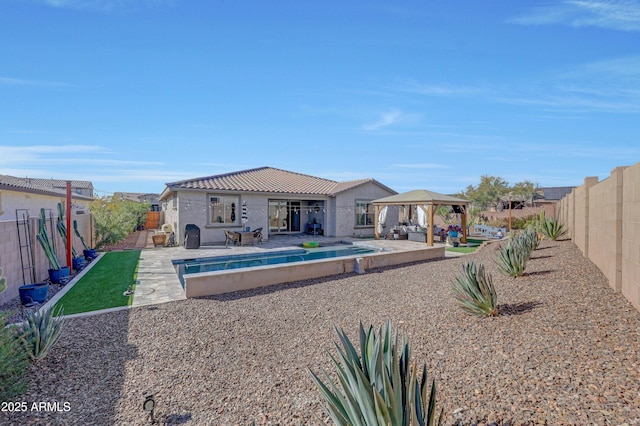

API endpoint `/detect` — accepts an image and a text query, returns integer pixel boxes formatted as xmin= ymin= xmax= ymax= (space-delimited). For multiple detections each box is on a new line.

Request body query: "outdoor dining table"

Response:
xmin=235 ymin=231 xmax=254 ymax=246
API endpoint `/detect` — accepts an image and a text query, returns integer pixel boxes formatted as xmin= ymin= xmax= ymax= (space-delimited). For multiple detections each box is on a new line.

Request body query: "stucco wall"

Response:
xmin=0 ymin=213 xmax=93 ymax=305
xmin=165 ymin=183 xmax=396 ymax=244
xmin=559 ymin=162 xmax=640 ymax=311
xmin=0 ymin=189 xmax=91 ymax=221
xmin=334 ymin=183 xmax=396 ymax=238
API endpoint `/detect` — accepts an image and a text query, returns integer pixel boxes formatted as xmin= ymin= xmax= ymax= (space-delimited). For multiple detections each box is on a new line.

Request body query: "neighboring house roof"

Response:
xmin=0 ymin=174 xmax=94 ymax=201
xmin=113 ymin=192 xmax=160 ymax=203
xmin=161 ymin=167 xmax=396 ymax=199
xmin=20 ymin=178 xmax=94 ymax=190
xmin=373 ymin=189 xmax=468 ymax=205
xmin=536 ymin=186 xmax=576 ymax=201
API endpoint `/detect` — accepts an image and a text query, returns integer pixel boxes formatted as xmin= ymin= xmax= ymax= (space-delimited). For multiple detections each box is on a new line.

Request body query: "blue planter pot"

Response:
xmin=48 ymin=266 xmax=71 ymax=284
xmin=83 ymin=249 xmax=98 ymax=261
xmin=449 ymin=231 xmax=459 ymax=238
xmin=73 ymin=256 xmax=86 ymax=271
xmin=19 ymin=283 xmax=49 ymax=304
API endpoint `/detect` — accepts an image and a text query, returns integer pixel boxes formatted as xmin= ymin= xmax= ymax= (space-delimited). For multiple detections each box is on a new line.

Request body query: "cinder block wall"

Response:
xmin=0 ymin=214 xmax=93 ymax=305
xmin=622 ymin=164 xmax=640 ymax=310
xmin=588 ymin=168 xmax=624 ymax=291
xmin=559 ymin=162 xmax=640 ymax=312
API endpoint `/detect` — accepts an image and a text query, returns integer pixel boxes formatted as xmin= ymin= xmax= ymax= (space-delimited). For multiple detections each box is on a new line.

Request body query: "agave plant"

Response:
xmin=538 ymin=217 xmax=567 ymax=241
xmin=452 ymin=260 xmax=498 ymax=317
xmin=0 ymin=312 xmax=29 ymax=400
xmin=519 ymin=226 xmax=539 ymax=253
xmin=18 ymin=305 xmax=66 ymax=361
xmin=0 ymin=266 xmax=6 ymax=293
xmin=496 ymin=240 xmax=527 ymax=278
xmin=309 ymin=320 xmax=443 ymax=426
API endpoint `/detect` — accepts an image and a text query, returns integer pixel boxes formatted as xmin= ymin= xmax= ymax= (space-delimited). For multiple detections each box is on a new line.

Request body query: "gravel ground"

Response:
xmin=2 ymin=239 xmax=639 ymax=425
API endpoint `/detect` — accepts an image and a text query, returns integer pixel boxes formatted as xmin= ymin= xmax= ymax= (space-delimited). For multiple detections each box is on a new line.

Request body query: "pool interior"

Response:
xmin=173 ymin=245 xmax=382 ymax=288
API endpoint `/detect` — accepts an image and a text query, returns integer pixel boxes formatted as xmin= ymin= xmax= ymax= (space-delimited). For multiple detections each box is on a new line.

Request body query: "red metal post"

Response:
xmin=66 ymin=181 xmax=73 ymax=270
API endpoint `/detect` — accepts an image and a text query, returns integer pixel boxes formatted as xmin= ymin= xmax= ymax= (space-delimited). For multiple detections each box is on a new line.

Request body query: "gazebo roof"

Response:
xmin=372 ymin=189 xmax=468 ymax=205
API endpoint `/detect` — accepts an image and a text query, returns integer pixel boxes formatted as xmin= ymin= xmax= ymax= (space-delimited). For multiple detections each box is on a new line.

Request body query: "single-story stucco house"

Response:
xmin=0 ymin=175 xmax=94 ymax=221
xmin=159 ymin=167 xmax=397 ymax=245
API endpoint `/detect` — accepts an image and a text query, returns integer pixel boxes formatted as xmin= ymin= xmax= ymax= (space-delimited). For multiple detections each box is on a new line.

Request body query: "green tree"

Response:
xmin=510 ymin=180 xmax=538 ymax=206
xmin=460 ymin=175 xmax=509 ymax=211
xmin=435 ymin=205 xmax=454 ymax=224
xmin=90 ymin=197 xmax=150 ymax=248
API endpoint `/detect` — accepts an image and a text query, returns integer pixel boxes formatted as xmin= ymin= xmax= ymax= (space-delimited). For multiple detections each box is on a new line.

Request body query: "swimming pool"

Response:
xmin=174 ymin=245 xmax=379 ymax=286
xmin=176 ymin=242 xmax=445 ymax=298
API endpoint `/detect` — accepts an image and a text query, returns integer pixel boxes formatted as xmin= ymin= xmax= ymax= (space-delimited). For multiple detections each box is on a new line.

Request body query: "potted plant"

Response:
xmin=37 ymin=208 xmax=70 ymax=284
xmin=74 ymin=220 xmax=97 ymax=261
xmin=18 ymin=282 xmax=50 ymax=305
xmin=447 ymin=224 xmax=462 ymax=238
xmin=56 ymin=204 xmax=85 ymax=272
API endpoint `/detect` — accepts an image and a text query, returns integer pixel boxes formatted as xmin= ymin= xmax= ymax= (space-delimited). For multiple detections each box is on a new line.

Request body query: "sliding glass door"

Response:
xmin=268 ymin=200 xmax=301 ymax=234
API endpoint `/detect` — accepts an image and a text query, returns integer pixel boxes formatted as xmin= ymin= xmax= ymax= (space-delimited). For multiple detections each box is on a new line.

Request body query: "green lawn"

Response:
xmin=446 ymin=246 xmax=478 ymax=254
xmin=54 ymin=250 xmax=141 ymax=315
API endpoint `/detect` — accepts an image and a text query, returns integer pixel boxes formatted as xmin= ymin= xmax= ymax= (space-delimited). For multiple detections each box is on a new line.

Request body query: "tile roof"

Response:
xmin=536 ymin=186 xmax=576 ymax=201
xmin=163 ymin=167 xmax=395 ymax=197
xmin=0 ymin=174 xmax=94 ymax=200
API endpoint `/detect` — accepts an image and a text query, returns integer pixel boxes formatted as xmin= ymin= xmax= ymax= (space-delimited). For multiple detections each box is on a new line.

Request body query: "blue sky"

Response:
xmin=1 ymin=0 xmax=639 ymax=196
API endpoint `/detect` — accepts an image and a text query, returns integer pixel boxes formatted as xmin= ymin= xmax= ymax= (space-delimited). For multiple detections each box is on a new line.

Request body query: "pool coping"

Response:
xmin=182 ymin=243 xmax=445 ymax=297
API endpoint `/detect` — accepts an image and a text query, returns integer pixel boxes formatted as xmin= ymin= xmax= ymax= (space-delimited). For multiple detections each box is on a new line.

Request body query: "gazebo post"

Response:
xmin=427 ymin=204 xmax=434 ymax=246
xmin=461 ymin=206 xmax=467 ymax=244
xmin=374 ymin=204 xmax=380 ymax=240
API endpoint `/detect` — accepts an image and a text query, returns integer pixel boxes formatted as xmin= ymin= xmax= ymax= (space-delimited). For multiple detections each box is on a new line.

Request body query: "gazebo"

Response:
xmin=372 ymin=189 xmax=470 ymax=246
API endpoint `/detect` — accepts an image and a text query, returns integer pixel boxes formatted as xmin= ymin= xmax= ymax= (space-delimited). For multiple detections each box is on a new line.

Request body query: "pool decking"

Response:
xmin=133 ymin=234 xmax=457 ymax=305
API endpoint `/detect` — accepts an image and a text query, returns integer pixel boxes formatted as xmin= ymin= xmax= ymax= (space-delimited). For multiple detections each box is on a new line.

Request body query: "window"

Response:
xmin=209 ymin=195 xmax=239 ymax=225
xmin=355 ymin=200 xmax=374 ymax=227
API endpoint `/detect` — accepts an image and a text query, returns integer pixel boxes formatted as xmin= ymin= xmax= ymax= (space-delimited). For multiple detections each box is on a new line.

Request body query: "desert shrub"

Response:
xmin=90 ymin=197 xmax=150 ymax=248
xmin=0 ymin=312 xmax=29 ymax=400
xmin=452 ymin=260 xmax=498 ymax=317
xmin=310 ymin=320 xmax=443 ymax=426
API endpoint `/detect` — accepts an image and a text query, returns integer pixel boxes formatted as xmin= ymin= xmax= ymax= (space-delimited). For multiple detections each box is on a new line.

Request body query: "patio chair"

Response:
xmin=252 ymin=227 xmax=263 ymax=243
xmin=224 ymin=230 xmax=239 ymax=247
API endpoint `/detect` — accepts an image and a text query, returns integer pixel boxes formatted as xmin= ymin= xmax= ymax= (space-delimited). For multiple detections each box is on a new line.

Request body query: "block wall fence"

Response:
xmin=0 ymin=214 xmax=93 ymax=305
xmin=559 ymin=162 xmax=640 ymax=311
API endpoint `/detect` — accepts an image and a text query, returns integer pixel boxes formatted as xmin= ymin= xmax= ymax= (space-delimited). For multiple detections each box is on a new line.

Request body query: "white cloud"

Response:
xmin=28 ymin=0 xmax=174 ymax=12
xmin=398 ymin=79 xmax=483 ymax=97
xmin=498 ymin=55 xmax=640 ymax=113
xmin=392 ymin=163 xmax=449 ymax=169
xmin=361 ymin=110 xmax=402 ymax=131
xmin=509 ymin=0 xmax=640 ymax=31
xmin=0 ymin=76 xmax=71 ymax=88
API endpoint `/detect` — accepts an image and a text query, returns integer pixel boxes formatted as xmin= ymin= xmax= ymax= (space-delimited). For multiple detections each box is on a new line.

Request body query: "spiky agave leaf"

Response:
xmin=309 ymin=320 xmax=442 ymax=426
xmin=496 ymin=241 xmax=527 ymax=278
xmin=538 ymin=217 xmax=567 ymax=240
xmin=18 ymin=305 xmax=66 ymax=361
xmin=452 ymin=260 xmax=498 ymax=317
